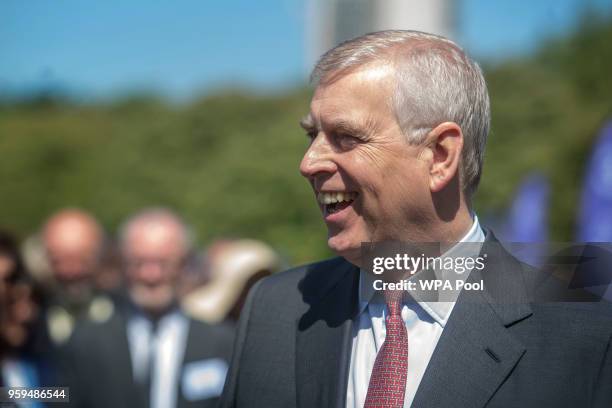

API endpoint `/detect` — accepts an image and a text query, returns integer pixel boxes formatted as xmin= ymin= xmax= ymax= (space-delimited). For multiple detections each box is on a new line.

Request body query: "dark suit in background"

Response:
xmin=221 ymin=232 xmax=612 ymax=408
xmin=62 ymin=298 xmax=234 ymax=408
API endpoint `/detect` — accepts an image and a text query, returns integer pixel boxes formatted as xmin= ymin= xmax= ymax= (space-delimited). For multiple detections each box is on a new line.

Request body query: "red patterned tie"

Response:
xmin=364 ymin=290 xmax=408 ymax=408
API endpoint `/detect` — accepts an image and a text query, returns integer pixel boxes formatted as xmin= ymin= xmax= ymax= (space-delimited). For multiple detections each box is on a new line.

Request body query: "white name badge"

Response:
xmin=182 ymin=358 xmax=229 ymax=401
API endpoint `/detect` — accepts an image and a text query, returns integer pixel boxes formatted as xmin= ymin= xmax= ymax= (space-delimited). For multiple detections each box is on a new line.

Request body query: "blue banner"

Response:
xmin=578 ymin=121 xmax=612 ymax=242
xmin=503 ymin=173 xmax=550 ymax=266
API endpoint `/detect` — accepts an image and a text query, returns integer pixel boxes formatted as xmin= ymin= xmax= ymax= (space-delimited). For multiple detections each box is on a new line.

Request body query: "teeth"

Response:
xmin=317 ymin=192 xmax=356 ymax=205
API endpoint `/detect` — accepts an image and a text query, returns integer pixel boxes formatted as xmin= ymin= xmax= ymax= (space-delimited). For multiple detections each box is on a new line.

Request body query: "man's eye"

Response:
xmin=335 ymin=133 xmax=360 ymax=147
xmin=306 ymin=131 xmax=317 ymax=141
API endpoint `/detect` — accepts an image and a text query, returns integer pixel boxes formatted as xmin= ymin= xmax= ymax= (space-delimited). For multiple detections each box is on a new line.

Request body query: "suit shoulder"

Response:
xmin=241 ymin=256 xmax=353 ymax=317
xmin=255 ymin=256 xmax=348 ymax=295
xmin=517 ymin=259 xmax=610 ymax=303
xmin=516 ymin=262 xmax=612 ymax=338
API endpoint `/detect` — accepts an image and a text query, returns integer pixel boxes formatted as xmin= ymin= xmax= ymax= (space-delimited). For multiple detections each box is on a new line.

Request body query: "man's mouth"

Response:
xmin=317 ymin=191 xmax=358 ymax=215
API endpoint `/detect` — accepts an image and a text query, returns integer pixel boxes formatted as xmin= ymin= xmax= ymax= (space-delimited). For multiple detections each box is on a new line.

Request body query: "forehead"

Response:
xmin=45 ymin=223 xmax=99 ymax=253
xmin=309 ymin=64 xmax=396 ymax=126
xmin=125 ymin=219 xmax=185 ymax=254
xmin=129 ymin=221 xmax=176 ymax=242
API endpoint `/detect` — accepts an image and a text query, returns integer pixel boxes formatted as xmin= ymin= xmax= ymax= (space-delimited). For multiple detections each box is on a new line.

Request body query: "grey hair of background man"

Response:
xmin=311 ymin=30 xmax=490 ymax=197
xmin=118 ymin=207 xmax=194 ymax=256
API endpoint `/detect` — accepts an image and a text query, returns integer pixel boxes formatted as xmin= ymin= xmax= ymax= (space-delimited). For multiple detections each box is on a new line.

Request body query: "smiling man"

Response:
xmin=298 ymin=59 xmax=475 ymax=263
xmin=220 ymin=31 xmax=612 ymax=408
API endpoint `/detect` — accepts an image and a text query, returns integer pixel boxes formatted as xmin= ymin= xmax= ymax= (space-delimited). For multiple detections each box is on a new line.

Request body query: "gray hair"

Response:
xmin=312 ymin=30 xmax=490 ymax=197
xmin=118 ymin=207 xmax=194 ymax=255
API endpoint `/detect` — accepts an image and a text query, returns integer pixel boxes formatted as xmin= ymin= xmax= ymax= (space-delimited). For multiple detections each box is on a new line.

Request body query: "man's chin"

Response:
xmin=130 ymin=286 xmax=175 ymax=315
xmin=327 ymin=235 xmax=361 ymax=266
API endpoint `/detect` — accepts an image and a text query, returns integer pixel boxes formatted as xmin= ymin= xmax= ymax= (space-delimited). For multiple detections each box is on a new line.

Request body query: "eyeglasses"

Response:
xmin=125 ymin=257 xmax=184 ymax=272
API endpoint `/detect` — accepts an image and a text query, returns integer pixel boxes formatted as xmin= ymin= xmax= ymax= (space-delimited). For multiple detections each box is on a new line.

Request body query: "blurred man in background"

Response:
xmin=41 ymin=209 xmax=113 ymax=346
xmin=63 ymin=208 xmax=233 ymax=408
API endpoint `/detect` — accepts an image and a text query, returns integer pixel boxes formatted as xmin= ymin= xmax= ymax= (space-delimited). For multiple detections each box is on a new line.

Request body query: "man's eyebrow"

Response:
xmin=332 ymin=120 xmax=363 ymax=134
xmin=299 ymin=114 xmax=379 ymax=139
xmin=330 ymin=117 xmax=378 ymax=139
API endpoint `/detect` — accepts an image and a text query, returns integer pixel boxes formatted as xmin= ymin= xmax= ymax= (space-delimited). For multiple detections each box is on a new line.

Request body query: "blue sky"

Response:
xmin=1 ymin=0 xmax=611 ymax=101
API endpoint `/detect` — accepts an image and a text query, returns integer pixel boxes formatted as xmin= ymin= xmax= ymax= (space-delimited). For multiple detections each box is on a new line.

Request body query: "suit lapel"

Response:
xmin=412 ymin=234 xmax=533 ymax=408
xmin=104 ymin=310 xmax=144 ymax=408
xmin=295 ymin=259 xmax=359 ymax=408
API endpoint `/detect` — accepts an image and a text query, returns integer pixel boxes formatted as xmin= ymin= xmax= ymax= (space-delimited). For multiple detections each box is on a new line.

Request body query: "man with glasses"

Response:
xmin=63 ymin=208 xmax=233 ymax=408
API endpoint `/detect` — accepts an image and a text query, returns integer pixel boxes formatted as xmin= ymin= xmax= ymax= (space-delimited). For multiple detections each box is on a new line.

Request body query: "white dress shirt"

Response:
xmin=127 ymin=309 xmax=189 ymax=408
xmin=346 ymin=216 xmax=485 ymax=408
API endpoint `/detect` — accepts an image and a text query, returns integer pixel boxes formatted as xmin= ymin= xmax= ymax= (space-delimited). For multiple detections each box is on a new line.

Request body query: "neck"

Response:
xmin=404 ymin=203 xmax=474 ymax=245
xmin=428 ymin=186 xmax=474 ymax=241
xmin=440 ymin=207 xmax=473 ymax=243
xmin=344 ymin=206 xmax=475 ymax=269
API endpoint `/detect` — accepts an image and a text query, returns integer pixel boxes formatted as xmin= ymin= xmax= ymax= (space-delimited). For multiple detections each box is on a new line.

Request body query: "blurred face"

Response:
xmin=124 ymin=220 xmax=186 ymax=314
xmin=300 ymin=65 xmax=433 ymax=265
xmin=44 ymin=218 xmax=100 ymax=284
xmin=46 ymin=243 xmax=98 ymax=283
xmin=0 ymin=254 xmax=39 ymax=351
xmin=0 ymin=253 xmax=15 ymax=298
xmin=2 ymin=281 xmax=39 ymax=349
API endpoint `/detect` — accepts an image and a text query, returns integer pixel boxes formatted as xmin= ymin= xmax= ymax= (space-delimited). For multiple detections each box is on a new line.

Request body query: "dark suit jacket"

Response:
xmin=220 ymin=232 xmax=612 ymax=407
xmin=62 ymin=303 xmax=234 ymax=408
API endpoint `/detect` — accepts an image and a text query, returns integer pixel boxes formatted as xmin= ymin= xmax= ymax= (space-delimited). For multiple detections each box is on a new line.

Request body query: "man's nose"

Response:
xmin=137 ymin=263 xmax=164 ymax=284
xmin=299 ymin=134 xmax=337 ymax=179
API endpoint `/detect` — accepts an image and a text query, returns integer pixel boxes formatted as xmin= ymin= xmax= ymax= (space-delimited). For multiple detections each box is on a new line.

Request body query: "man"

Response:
xmin=42 ymin=209 xmax=114 ymax=345
xmin=220 ymin=31 xmax=612 ymax=407
xmin=63 ymin=208 xmax=233 ymax=408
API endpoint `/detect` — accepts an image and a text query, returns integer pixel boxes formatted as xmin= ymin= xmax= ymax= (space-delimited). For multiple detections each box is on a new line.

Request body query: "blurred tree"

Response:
xmin=476 ymin=16 xmax=612 ymax=240
xmin=0 ymin=17 xmax=611 ymax=263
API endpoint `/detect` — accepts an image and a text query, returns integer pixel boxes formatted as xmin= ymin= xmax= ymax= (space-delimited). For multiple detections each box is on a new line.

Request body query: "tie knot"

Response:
xmin=384 ymin=290 xmax=403 ymax=317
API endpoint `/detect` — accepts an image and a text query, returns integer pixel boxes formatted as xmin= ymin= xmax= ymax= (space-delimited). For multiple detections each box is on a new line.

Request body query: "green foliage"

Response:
xmin=0 ymin=89 xmax=331 ymax=264
xmin=476 ymin=16 xmax=612 ymax=239
xmin=1 ymin=19 xmax=611 ymax=263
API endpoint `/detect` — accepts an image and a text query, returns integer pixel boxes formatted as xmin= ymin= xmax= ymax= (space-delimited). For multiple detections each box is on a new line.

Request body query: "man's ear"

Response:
xmin=425 ymin=122 xmax=463 ymax=193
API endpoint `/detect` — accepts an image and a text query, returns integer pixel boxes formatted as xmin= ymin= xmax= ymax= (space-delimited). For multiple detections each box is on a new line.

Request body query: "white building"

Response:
xmin=306 ymin=0 xmax=456 ymax=70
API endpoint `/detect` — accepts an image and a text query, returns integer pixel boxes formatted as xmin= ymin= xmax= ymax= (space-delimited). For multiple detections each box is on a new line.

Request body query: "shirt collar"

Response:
xmin=358 ymin=214 xmax=485 ymax=327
